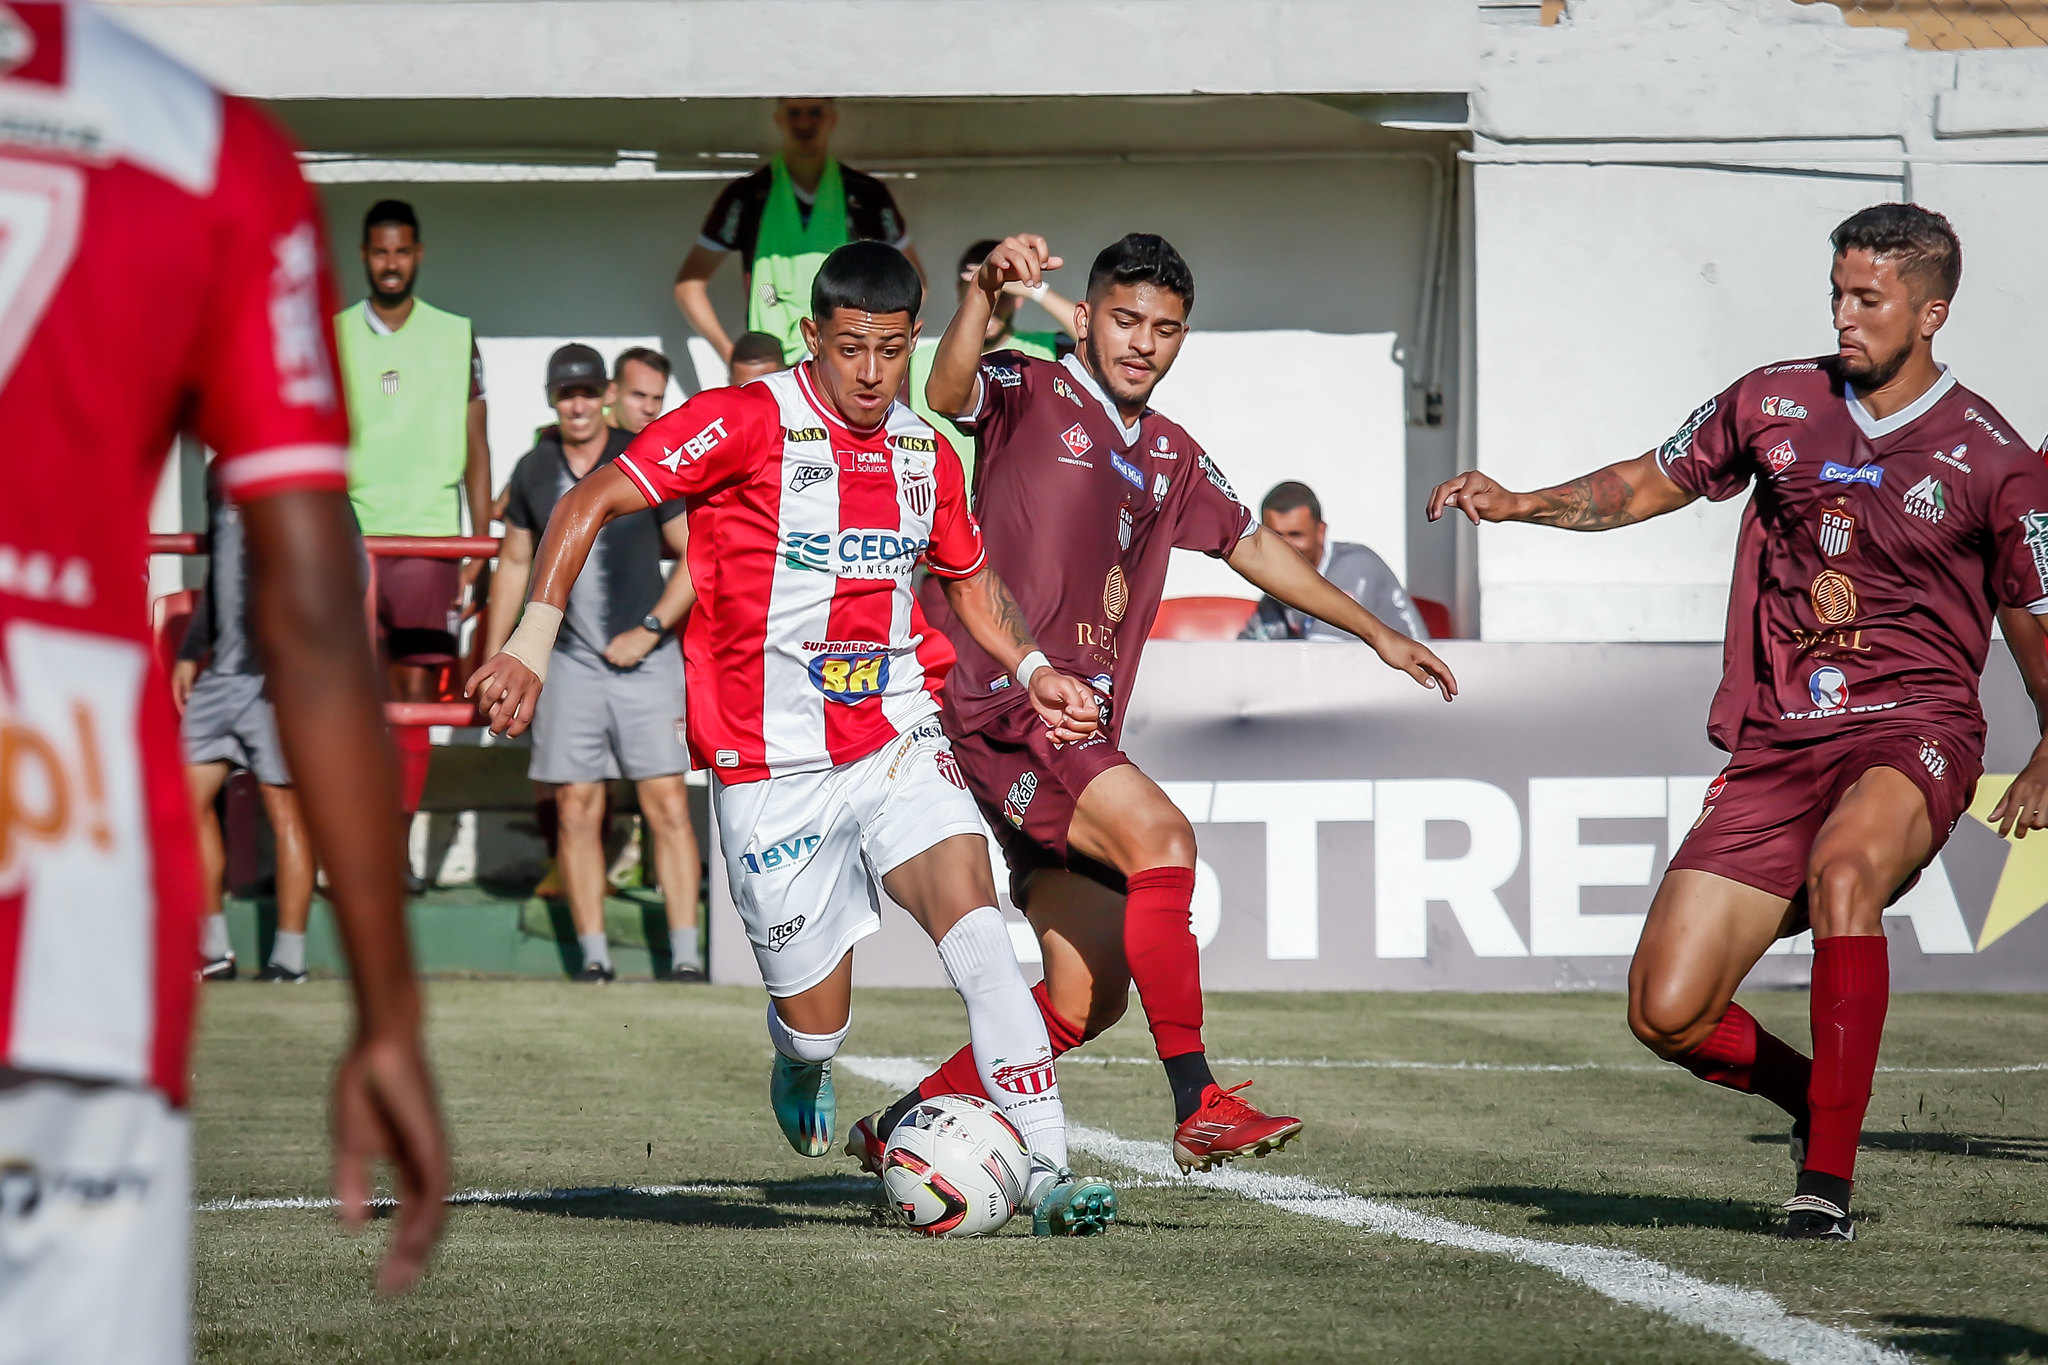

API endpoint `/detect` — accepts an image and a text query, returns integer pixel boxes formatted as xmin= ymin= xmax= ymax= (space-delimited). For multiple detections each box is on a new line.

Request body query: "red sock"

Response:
xmin=392 ymin=724 xmax=432 ymax=817
xmin=918 ymin=982 xmax=1085 ymax=1101
xmin=1123 ymin=866 xmax=1204 ymax=1061
xmin=1806 ymin=934 xmax=1890 ymax=1182
xmin=1673 ymin=1002 xmax=1812 ymax=1119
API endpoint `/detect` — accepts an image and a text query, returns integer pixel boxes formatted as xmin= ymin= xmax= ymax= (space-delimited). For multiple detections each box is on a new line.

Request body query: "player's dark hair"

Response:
xmin=730 ymin=331 xmax=787 ymax=367
xmin=1830 ymin=203 xmax=1962 ymax=304
xmin=362 ymin=199 xmax=419 ymax=244
xmin=1261 ymin=480 xmax=1322 ymax=523
xmin=613 ymin=346 xmax=671 ymax=382
xmin=811 ymin=241 xmax=922 ymax=324
xmin=958 ymin=238 xmax=1002 ymax=277
xmin=1086 ymin=233 xmax=1194 ymax=313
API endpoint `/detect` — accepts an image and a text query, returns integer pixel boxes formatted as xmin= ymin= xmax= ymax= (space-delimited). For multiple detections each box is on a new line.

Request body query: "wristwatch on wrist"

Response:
xmin=641 ymin=614 xmax=664 ymax=634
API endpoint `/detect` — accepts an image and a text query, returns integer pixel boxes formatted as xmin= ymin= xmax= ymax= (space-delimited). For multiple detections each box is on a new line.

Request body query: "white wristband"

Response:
xmin=500 ymin=601 xmax=564 ymax=685
xmin=1015 ymin=650 xmax=1050 ymax=690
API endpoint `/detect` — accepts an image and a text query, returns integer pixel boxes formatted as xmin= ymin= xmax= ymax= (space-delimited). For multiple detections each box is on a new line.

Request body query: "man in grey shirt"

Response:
xmin=1238 ymin=481 xmax=1429 ymax=642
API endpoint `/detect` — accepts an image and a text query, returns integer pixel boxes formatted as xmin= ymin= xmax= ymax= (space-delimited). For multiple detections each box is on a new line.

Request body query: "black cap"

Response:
xmin=546 ymin=343 xmax=607 ymax=397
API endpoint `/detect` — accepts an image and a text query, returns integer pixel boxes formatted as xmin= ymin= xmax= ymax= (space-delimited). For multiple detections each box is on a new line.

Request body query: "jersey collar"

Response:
xmin=1845 ymin=363 xmax=1956 ymax=441
xmin=1061 ymin=352 xmax=1142 ymax=447
xmin=794 ymin=360 xmax=889 ymax=441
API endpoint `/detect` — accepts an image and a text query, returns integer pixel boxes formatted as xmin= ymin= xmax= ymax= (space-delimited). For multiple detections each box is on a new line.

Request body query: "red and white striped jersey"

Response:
xmin=615 ymin=363 xmax=984 ymax=781
xmin=0 ymin=3 xmax=350 ymax=1104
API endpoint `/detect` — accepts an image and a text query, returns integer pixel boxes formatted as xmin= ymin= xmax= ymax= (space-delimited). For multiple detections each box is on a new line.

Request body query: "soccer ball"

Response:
xmin=879 ymin=1094 xmax=1032 ymax=1238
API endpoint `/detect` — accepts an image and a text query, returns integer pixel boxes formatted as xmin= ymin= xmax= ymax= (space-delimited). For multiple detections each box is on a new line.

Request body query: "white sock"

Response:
xmin=269 ymin=930 xmax=306 ymax=974
xmin=201 ymin=914 xmax=232 ymax=961
xmin=577 ymin=932 xmax=612 ymax=971
xmin=669 ymin=926 xmax=701 ymax=970
xmin=765 ymin=1002 xmax=847 ymax=1064
xmin=936 ymin=906 xmax=1067 ymax=1168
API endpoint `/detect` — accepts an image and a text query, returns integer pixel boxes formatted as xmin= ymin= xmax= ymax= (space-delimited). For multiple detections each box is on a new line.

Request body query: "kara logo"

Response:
xmin=659 ymin=416 xmax=728 ymax=471
xmin=1198 ymin=453 xmax=1239 ymax=501
xmin=933 ymin=749 xmax=966 ymax=789
xmin=1103 ymin=566 xmax=1129 ymax=623
xmin=1934 ymin=443 xmax=1972 ymax=474
xmin=740 ymin=835 xmax=822 ymax=875
xmin=1820 ymin=461 xmax=1883 ymax=488
xmin=1118 ymin=506 xmax=1133 ymax=551
xmin=1153 ymin=472 xmax=1170 ymax=504
xmin=766 ymin=915 xmax=807 ymax=952
xmin=783 ymin=531 xmax=831 ymax=572
xmin=892 ymin=435 xmax=936 ymax=454
xmin=900 ymin=468 xmax=936 ymax=519
xmin=984 ymin=364 xmax=1022 ymax=388
xmin=1808 ymin=665 xmax=1849 ymax=712
xmin=1111 ymin=452 xmax=1145 ymax=491
xmin=1964 ymin=407 xmax=2014 ymax=446
xmin=809 ymin=651 xmax=890 ymax=703
xmin=787 ymin=462 xmax=834 ymax=493
xmin=1919 ymin=738 xmax=1949 ymax=781
xmin=1811 ymin=569 xmax=1858 ymax=626
xmin=1761 ymin=396 xmax=1809 ymax=419
xmin=1764 ymin=441 xmax=1797 ymax=477
xmin=992 ymin=1052 xmax=1058 ymax=1096
xmin=1004 ymin=771 xmax=1039 ymax=827
xmin=1903 ymin=474 xmax=1946 ymax=524
xmin=1053 ymin=378 xmax=1084 ymax=408
xmin=1060 ymin=423 xmax=1094 ymax=460
xmin=2022 ymin=511 xmax=2048 ymax=586
xmin=784 ymin=426 xmax=828 ymax=444
xmin=1657 ymin=398 xmax=1716 ymax=463
xmin=1818 ymin=509 xmax=1855 ymax=558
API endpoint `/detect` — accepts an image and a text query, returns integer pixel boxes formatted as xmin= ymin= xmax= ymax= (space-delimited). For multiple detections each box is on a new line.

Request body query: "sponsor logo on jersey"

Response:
xmin=1764 ymin=440 xmax=1797 ymax=477
xmin=1198 ymin=453 xmax=1239 ymax=501
xmin=1761 ymin=396 xmax=1808 ymax=419
xmin=1903 ymin=474 xmax=1946 ymax=523
xmin=1154 ymin=435 xmax=1176 ymax=458
xmin=1820 ymin=461 xmax=1883 ymax=487
xmin=1817 ymin=509 xmax=1855 ymax=558
xmin=892 ymin=435 xmax=936 ymax=453
xmin=784 ymin=530 xmax=930 ymax=577
xmin=808 ymin=651 xmax=890 ymax=703
xmin=1060 ymin=423 xmax=1094 ymax=460
xmin=766 ymin=914 xmax=807 ymax=951
xmin=987 ymin=675 xmax=1011 ymax=692
xmin=1808 ymin=665 xmax=1849 ymax=712
xmin=933 ymin=749 xmax=966 ymax=789
xmin=1103 ymin=566 xmax=1129 ymax=623
xmin=1117 ymin=506 xmax=1133 ymax=551
xmin=659 ymin=416 xmax=728 ymax=471
xmin=272 ymin=224 xmax=337 ymax=410
xmin=1111 ymin=452 xmax=1145 ymax=491
xmin=1810 ymin=569 xmax=1858 ymax=626
xmin=1964 ymin=407 xmax=2014 ymax=447
xmin=1089 ymin=673 xmax=1114 ymax=695
xmin=992 ymin=1052 xmax=1058 ymax=1096
xmin=1919 ymin=738 xmax=1949 ymax=781
xmin=1004 ymin=771 xmax=1039 ymax=827
xmin=0 ymin=546 xmax=93 ymax=606
xmin=784 ymin=426 xmax=828 ymax=444
xmin=900 ymin=467 xmax=936 ymax=519
xmin=802 ymin=638 xmax=893 ymax=654
xmin=740 ymin=835 xmax=821 ymax=875
xmin=984 ymin=364 xmax=1022 ymax=388
xmin=1763 ymin=362 xmax=1820 ymax=374
xmin=1087 ymin=672 xmax=1115 ymax=726
xmin=783 ymin=531 xmax=831 ymax=572
xmin=2024 ymin=511 xmax=2048 ymax=588
xmin=1657 ymin=398 xmax=1716 ymax=463
xmin=715 ymin=749 xmax=740 ymax=768
xmin=1704 ymin=773 xmax=1728 ymax=804
xmin=1934 ymin=443 xmax=1972 ymax=474
xmin=1153 ymin=472 xmax=1170 ymax=503
xmin=1053 ymin=378 xmax=1084 ymax=408
xmin=1791 ymin=627 xmax=1873 ymax=655
xmin=837 ymin=447 xmax=892 ymax=476
xmin=787 ymin=462 xmax=834 ymax=493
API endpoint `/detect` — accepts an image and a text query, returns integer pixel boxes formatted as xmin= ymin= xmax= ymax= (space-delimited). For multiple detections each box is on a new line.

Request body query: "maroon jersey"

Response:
xmin=945 ymin=351 xmax=1255 ymax=737
xmin=1658 ymin=358 xmax=2048 ymax=752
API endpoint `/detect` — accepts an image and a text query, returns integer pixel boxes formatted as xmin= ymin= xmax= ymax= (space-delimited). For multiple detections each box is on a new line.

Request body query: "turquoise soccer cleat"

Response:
xmin=770 ymin=1053 xmax=835 ymax=1157
xmin=1024 ymin=1155 xmax=1117 ymax=1237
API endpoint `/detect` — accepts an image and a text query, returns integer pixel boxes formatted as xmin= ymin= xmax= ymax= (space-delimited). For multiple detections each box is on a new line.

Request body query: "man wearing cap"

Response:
xmin=673 ymin=98 xmax=923 ymax=366
xmin=485 ymin=345 xmax=702 ymax=981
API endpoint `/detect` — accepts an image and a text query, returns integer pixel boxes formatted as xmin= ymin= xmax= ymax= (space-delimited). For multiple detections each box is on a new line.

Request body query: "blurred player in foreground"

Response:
xmin=1428 ymin=203 xmax=2048 ymax=1240
xmin=469 ymin=243 xmax=1117 ymax=1236
xmin=0 ymin=3 xmax=447 ymax=1356
xmin=855 ymin=233 xmax=1457 ymax=1174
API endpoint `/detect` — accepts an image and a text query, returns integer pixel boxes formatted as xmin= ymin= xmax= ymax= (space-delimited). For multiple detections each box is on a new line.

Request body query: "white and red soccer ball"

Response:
xmin=880 ymin=1094 xmax=1032 ymax=1238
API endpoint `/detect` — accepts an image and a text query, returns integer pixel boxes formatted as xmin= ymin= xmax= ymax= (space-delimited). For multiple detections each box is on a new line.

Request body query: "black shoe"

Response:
xmin=200 ymin=954 xmax=237 ymax=981
xmin=665 ymin=961 xmax=707 ymax=983
xmin=405 ymin=870 xmax=430 ymax=896
xmin=573 ymin=962 xmax=616 ymax=984
xmin=257 ymin=963 xmax=308 ymax=983
xmin=1781 ymin=1193 xmax=1855 ymax=1240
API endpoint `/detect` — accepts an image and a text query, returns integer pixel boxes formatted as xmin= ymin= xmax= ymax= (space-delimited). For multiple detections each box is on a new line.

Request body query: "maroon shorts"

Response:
xmin=375 ymin=555 xmax=461 ymax=665
xmin=947 ymin=700 xmax=1132 ymax=906
xmin=1668 ymin=722 xmax=1981 ymax=906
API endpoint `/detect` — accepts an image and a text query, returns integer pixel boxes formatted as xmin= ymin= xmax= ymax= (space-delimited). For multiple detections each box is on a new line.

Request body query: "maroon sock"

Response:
xmin=391 ymin=724 xmax=432 ymax=817
xmin=1123 ymin=866 xmax=1204 ymax=1061
xmin=916 ymin=981 xmax=1085 ymax=1101
xmin=1672 ymin=1002 xmax=1812 ymax=1120
xmin=1806 ymin=935 xmax=1890 ymax=1183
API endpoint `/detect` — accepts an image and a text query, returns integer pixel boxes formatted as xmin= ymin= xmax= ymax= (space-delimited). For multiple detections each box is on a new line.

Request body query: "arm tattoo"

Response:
xmin=1523 ymin=467 xmax=1641 ymax=530
xmin=972 ymin=566 xmax=1036 ymax=658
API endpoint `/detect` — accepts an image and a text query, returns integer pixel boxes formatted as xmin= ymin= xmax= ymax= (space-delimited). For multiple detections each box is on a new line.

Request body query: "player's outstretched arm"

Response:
xmin=1226 ymin=525 xmax=1458 ymax=701
xmin=1992 ymin=604 xmax=2048 ymax=838
xmin=941 ymin=563 xmax=1100 ymax=743
xmin=1427 ymin=451 xmax=1694 ymax=531
xmin=926 ymin=234 xmax=1063 ymax=419
xmin=241 ymin=489 xmax=449 ymax=1295
xmin=466 ymin=464 xmax=644 ymax=736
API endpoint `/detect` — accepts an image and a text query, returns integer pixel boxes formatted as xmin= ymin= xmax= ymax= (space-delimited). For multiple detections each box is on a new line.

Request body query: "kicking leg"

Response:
xmin=766 ymin=952 xmax=853 ymax=1157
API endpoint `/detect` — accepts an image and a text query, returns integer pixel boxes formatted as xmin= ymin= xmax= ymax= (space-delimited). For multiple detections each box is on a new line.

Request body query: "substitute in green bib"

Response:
xmin=674 ymin=98 xmax=923 ymax=369
xmin=910 ymin=238 xmax=1076 ymax=490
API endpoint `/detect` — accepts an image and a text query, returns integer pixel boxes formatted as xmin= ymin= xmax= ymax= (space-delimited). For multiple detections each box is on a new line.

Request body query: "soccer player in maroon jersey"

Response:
xmin=848 ymin=233 xmax=1458 ymax=1173
xmin=1428 ymin=203 xmax=2048 ymax=1240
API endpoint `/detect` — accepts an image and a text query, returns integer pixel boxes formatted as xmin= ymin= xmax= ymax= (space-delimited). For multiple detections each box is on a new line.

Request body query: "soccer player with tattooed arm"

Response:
xmin=469 ymin=242 xmax=1117 ymax=1236
xmin=850 ymin=232 xmax=1457 ymax=1175
xmin=1428 ymin=203 xmax=2048 ymax=1240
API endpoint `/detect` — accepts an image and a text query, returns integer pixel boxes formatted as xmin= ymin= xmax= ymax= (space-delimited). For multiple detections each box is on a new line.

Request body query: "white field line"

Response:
xmin=1051 ymin=1054 xmax=2048 ymax=1077
xmin=840 ymin=1055 xmax=1913 ymax=1365
xmin=198 ymin=1177 xmax=874 ymax=1214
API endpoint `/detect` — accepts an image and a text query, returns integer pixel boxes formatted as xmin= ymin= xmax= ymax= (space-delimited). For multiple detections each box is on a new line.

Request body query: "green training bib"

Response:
xmin=748 ymin=156 xmax=849 ymax=362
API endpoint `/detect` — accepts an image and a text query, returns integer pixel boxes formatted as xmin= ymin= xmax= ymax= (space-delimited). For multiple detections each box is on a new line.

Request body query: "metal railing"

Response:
xmin=1797 ymin=0 xmax=2048 ymax=48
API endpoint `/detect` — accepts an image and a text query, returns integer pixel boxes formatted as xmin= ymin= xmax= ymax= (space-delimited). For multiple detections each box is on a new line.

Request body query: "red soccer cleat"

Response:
xmin=845 ymin=1110 xmax=887 ymax=1177
xmin=1172 ymin=1081 xmax=1303 ymax=1172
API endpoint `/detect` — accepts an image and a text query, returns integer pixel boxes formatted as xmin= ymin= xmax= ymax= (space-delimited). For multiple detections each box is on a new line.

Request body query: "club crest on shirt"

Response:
xmin=1903 ymin=475 xmax=1946 ymax=524
xmin=1118 ymin=506 xmax=1133 ymax=552
xmin=1817 ymin=509 xmax=1855 ymax=558
xmin=1919 ymin=738 xmax=1949 ymax=781
xmin=899 ymin=467 xmax=936 ymax=519
xmin=1810 ymin=570 xmax=1858 ymax=626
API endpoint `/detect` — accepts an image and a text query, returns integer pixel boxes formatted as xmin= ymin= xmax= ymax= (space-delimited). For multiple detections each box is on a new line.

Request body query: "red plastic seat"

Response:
xmin=151 ymin=589 xmax=198 ymax=678
xmin=1150 ymin=596 xmax=1258 ymax=642
xmin=1413 ymin=596 xmax=1454 ymax=639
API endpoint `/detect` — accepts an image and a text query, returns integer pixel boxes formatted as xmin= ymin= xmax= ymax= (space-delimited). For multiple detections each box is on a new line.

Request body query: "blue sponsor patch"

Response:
xmin=808 ymin=652 xmax=889 ymax=703
xmin=1820 ymin=462 xmax=1883 ymax=488
xmin=740 ymin=836 xmax=821 ymax=875
xmin=1110 ymin=452 xmax=1145 ymax=490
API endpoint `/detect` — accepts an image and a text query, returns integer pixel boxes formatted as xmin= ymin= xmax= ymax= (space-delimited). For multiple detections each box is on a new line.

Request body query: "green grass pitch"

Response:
xmin=192 ymin=983 xmax=2048 ymax=1363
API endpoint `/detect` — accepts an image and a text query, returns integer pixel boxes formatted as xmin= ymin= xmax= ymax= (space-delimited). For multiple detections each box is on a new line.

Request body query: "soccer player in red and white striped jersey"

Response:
xmin=0 ymin=6 xmax=446 ymax=1353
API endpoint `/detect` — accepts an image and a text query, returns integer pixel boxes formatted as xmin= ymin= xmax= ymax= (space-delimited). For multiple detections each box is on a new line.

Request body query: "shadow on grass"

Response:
xmin=1879 ymin=1313 xmax=2048 ymax=1365
xmin=1963 ymin=1219 xmax=2048 ymax=1237
xmin=1426 ymin=1185 xmax=1780 ymax=1234
xmin=367 ymin=1177 xmax=880 ymax=1230
xmin=1750 ymin=1131 xmax=2048 ymax=1163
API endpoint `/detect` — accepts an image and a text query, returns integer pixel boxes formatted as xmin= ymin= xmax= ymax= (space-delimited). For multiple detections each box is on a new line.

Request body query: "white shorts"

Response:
xmin=0 ymin=1079 xmax=190 ymax=1365
xmin=714 ymin=721 xmax=986 ymax=998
